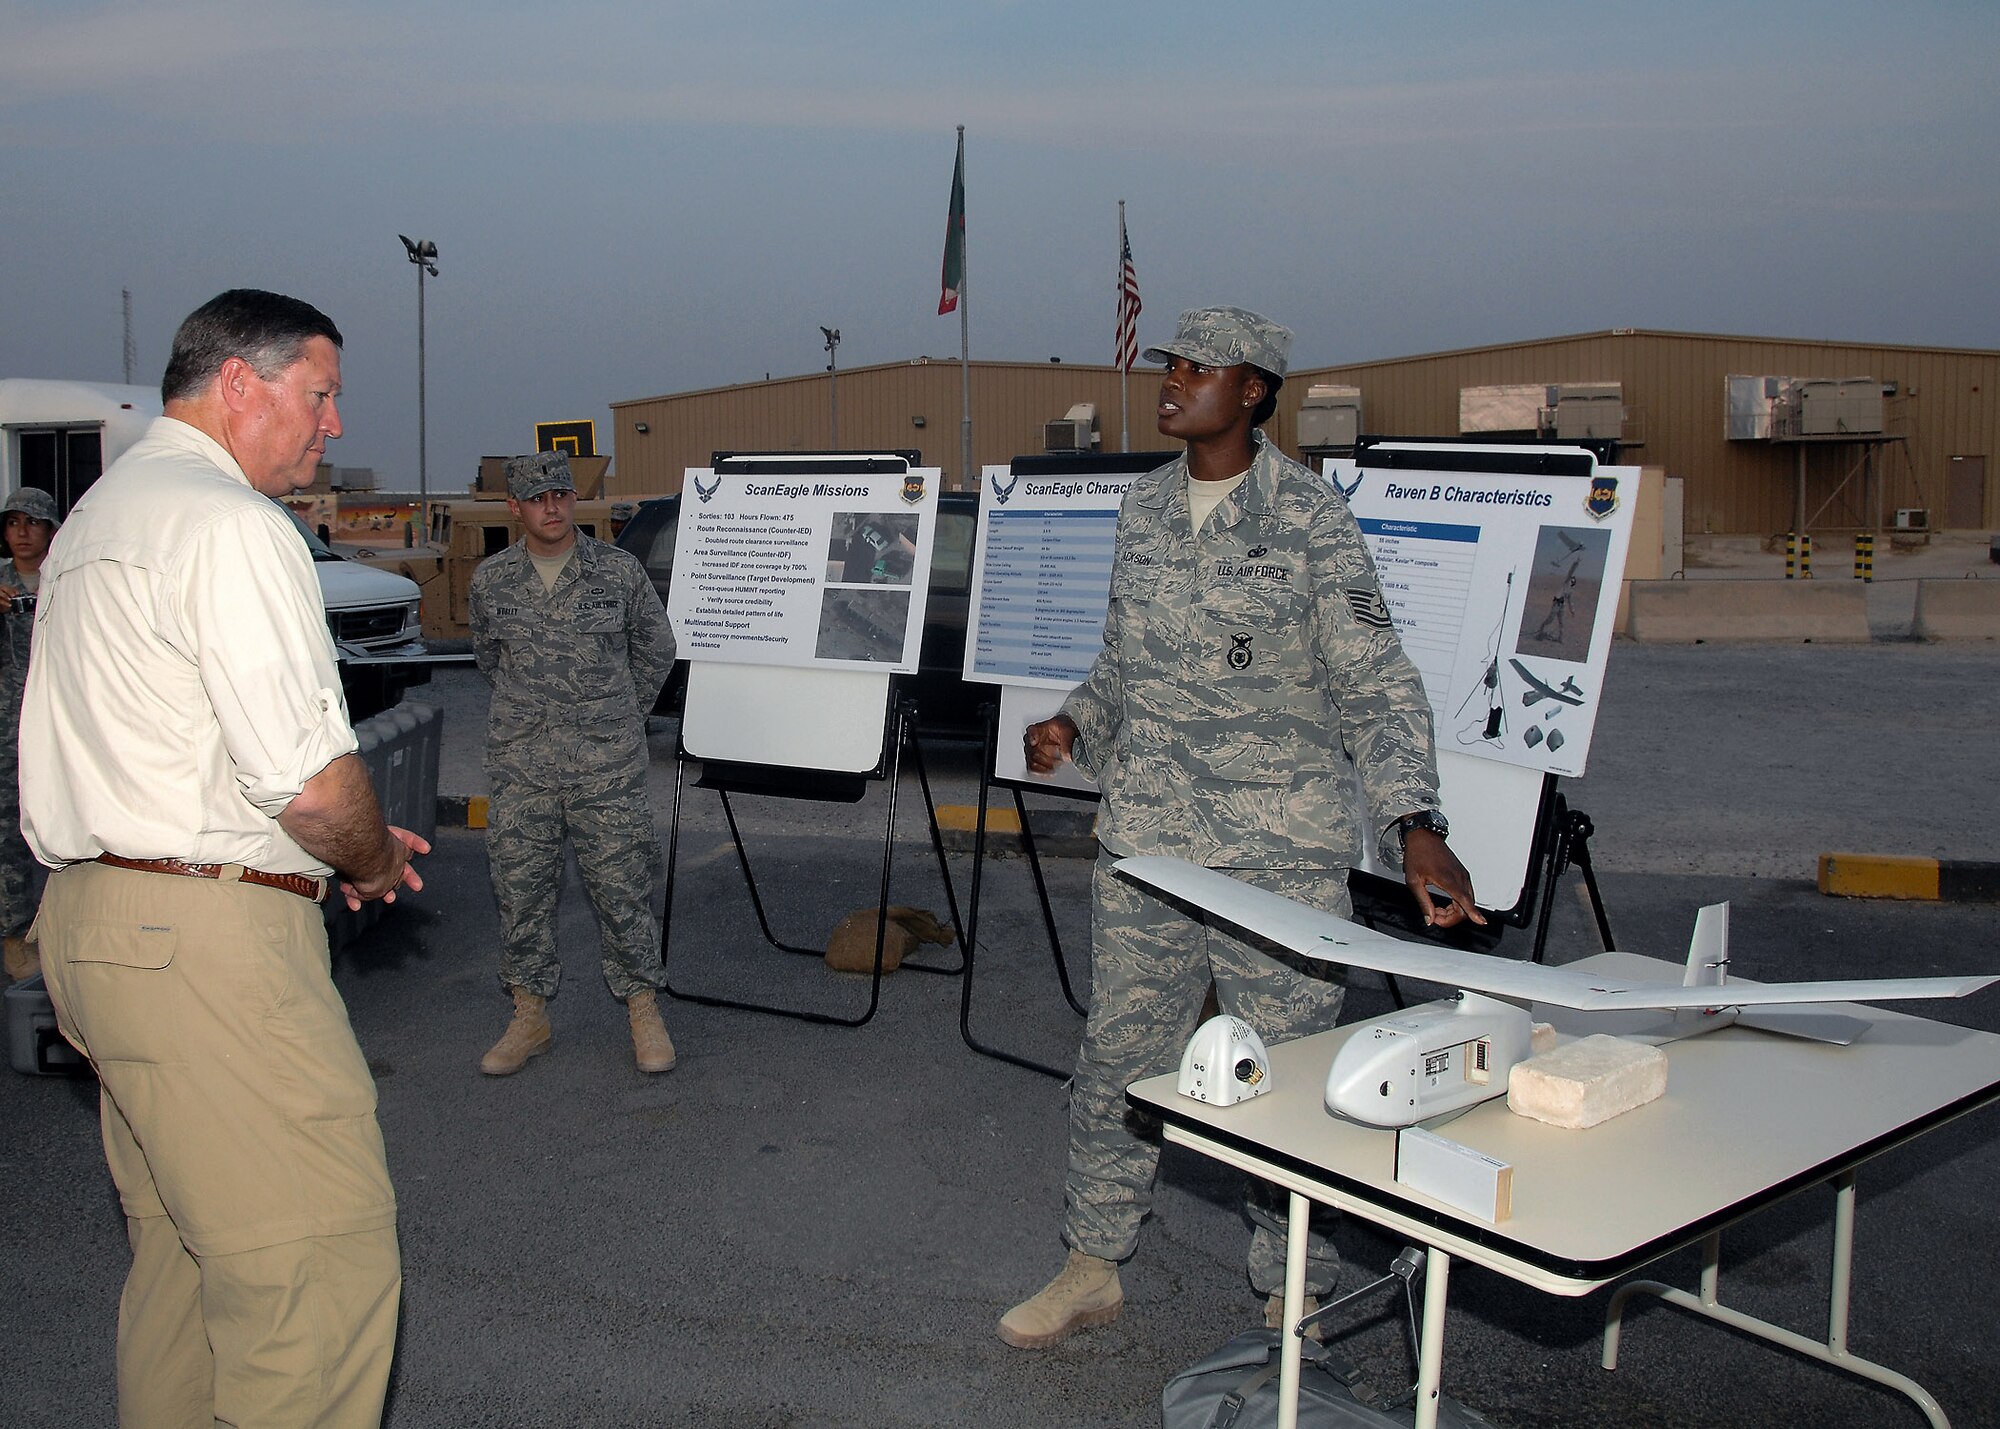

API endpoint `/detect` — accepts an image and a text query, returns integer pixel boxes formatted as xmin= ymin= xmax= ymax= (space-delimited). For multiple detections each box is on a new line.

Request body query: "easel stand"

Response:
xmin=956 ymin=702 xmax=1089 ymax=1080
xmin=659 ymin=697 xmax=965 ymax=1028
xmin=1528 ymin=789 xmax=1614 ymax=964
xmin=1349 ymin=774 xmax=1616 ymax=1011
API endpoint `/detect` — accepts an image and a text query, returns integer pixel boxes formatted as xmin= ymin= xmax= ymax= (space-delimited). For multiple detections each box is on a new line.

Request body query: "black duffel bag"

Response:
xmin=1161 ymin=1329 xmax=1497 ymax=1429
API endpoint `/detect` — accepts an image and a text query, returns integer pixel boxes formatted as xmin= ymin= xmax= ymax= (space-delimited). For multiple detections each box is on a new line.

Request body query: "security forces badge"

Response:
xmin=1586 ymin=473 xmax=1619 ymax=521
xmin=901 ymin=470 xmax=927 ymax=506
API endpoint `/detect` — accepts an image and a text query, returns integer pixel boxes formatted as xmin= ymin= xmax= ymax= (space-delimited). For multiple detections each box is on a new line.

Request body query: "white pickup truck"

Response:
xmin=0 ymin=377 xmax=429 ymax=719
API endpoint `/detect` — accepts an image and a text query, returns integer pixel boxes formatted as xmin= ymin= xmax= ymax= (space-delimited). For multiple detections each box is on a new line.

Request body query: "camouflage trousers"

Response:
xmin=0 ymin=714 xmax=35 ymax=938
xmin=1063 ymin=853 xmax=1352 ymax=1296
xmin=486 ymin=757 xmax=664 ymax=1001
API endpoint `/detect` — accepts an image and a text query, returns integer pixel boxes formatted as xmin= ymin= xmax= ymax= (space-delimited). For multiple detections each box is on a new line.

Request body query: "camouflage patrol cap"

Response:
xmin=506 ymin=451 xmax=576 ymax=501
xmin=1142 ymin=306 xmax=1292 ymax=378
xmin=1 ymin=488 xmax=60 ymax=529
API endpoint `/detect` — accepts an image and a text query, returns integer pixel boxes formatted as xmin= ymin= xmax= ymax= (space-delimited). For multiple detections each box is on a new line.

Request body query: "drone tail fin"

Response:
xmin=1683 ymin=902 xmax=1730 ymax=988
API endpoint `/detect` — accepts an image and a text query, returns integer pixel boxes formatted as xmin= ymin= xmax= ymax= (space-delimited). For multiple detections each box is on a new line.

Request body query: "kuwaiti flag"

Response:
xmin=938 ymin=132 xmax=965 ymax=315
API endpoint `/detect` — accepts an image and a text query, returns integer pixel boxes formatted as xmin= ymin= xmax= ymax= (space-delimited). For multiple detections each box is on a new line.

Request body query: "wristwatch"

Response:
xmin=1394 ymin=809 xmax=1450 ymax=851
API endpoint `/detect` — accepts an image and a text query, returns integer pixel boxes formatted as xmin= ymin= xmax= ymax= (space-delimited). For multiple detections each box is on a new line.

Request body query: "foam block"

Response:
xmin=1507 ymin=1034 xmax=1667 ymax=1129
xmin=1396 ymin=1126 xmax=1513 ymax=1223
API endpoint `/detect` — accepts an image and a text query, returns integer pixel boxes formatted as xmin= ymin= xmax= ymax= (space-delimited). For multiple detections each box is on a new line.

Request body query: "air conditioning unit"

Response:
xmin=1893 ymin=508 xmax=1929 ymax=530
xmin=1298 ymin=385 xmax=1362 ymax=449
xmin=1043 ymin=419 xmax=1092 ymax=451
xmin=1043 ymin=402 xmax=1099 ymax=453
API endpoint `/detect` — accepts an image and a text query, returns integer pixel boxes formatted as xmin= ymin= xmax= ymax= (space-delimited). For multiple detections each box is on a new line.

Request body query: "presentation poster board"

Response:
xmin=962 ymin=459 xmax=1151 ymax=689
xmin=1331 ymin=446 xmax=1636 ymax=779
xmin=667 ymin=455 xmax=940 ymax=674
xmin=680 ymin=662 xmax=891 ymax=775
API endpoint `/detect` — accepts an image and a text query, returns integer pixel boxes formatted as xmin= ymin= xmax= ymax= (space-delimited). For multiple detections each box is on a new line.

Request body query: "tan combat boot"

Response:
xmin=1265 ymin=1292 xmax=1325 ymax=1342
xmin=480 ymin=988 xmax=551 ymax=1076
xmin=2 ymin=935 xmax=37 ymax=984
xmin=997 ymin=1249 xmax=1123 ymax=1349
xmin=626 ymin=989 xmax=676 ymax=1074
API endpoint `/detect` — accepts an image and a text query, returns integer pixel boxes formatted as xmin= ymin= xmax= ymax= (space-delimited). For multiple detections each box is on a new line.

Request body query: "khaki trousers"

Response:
xmin=39 ymin=862 xmax=400 ymax=1429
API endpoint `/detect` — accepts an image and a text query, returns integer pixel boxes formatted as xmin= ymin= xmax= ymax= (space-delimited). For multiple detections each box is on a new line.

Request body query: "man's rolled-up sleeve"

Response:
xmin=175 ymin=506 xmax=359 ymax=816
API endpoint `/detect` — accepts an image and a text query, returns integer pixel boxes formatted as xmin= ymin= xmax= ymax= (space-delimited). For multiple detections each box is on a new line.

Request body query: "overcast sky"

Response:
xmin=5 ymin=1 xmax=1995 ymax=488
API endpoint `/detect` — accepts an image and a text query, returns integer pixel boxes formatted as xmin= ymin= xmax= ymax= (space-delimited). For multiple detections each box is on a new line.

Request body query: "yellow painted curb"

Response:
xmin=466 ymin=796 xmax=489 ymax=831
xmin=1818 ymin=852 xmax=1939 ymax=900
xmin=935 ymin=803 xmax=1022 ymax=835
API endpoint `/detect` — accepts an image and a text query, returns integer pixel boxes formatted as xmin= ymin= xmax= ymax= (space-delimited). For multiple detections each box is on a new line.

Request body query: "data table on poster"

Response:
xmin=1360 ymin=517 xmax=1480 ymax=706
xmin=969 ymin=508 xmax=1120 ymax=685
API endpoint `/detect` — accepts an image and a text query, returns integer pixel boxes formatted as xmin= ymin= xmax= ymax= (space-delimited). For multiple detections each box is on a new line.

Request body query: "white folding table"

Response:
xmin=1128 ymin=953 xmax=2000 ymax=1429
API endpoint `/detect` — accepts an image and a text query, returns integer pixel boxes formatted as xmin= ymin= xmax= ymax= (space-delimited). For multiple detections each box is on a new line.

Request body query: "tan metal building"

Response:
xmin=610 ymin=358 xmax=1169 ymax=496
xmin=610 ymin=330 xmax=1998 ymax=535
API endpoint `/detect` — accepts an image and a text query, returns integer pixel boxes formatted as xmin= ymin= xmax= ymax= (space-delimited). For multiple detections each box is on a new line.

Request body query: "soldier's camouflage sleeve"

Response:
xmin=1305 ymin=489 xmax=1440 ymax=866
xmin=468 ymin=555 xmax=503 ymax=684
xmin=1058 ymin=551 xmax=1129 ymax=781
xmin=619 ymin=550 xmax=676 ymax=710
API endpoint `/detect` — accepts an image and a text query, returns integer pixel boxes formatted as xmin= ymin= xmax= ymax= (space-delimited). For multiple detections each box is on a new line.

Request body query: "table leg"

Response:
xmin=1600 ymin=1175 xmax=1950 ymax=1428
xmin=1414 ymin=1247 xmax=1451 ymax=1429
xmin=1278 ymin=1190 xmax=1308 ymax=1429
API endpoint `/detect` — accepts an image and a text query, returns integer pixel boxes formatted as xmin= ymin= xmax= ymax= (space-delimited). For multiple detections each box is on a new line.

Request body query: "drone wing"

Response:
xmin=1115 ymin=857 xmax=1997 ymax=1010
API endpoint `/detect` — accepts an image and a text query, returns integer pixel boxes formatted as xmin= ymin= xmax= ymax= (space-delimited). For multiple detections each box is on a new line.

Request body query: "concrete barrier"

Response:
xmin=1912 ymin=578 xmax=2000 ymax=641
xmin=1624 ymin=579 xmax=1871 ymax=643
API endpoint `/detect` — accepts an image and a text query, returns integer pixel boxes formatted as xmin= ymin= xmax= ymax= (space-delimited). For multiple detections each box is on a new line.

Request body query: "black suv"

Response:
xmin=614 ymin=490 xmax=987 ymax=737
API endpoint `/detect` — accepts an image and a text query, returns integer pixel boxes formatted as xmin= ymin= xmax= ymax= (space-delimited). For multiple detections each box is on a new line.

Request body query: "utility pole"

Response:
xmin=398 ymin=236 xmax=439 ymax=505
xmin=821 ymin=326 xmax=841 ymax=446
xmin=121 ymin=289 xmax=136 ymax=386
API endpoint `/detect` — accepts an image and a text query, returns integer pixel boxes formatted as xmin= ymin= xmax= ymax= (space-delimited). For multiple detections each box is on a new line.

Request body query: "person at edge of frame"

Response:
xmin=999 ymin=304 xmax=1483 ymax=1349
xmin=469 ymin=449 xmax=679 ymax=1077
xmin=0 ymin=486 xmax=59 ymax=983
xmin=21 ymin=287 xmax=429 ymax=1427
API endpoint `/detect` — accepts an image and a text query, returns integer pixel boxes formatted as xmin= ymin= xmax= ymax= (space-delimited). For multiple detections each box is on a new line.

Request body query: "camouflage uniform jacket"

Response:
xmin=470 ymin=535 xmax=675 ymax=758
xmin=1060 ymin=436 xmax=1439 ymax=871
xmin=0 ymin=558 xmax=35 ymax=721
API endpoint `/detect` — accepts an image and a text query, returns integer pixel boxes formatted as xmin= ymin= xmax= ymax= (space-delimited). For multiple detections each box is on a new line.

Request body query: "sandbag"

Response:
xmin=823 ymin=906 xmax=953 ymax=975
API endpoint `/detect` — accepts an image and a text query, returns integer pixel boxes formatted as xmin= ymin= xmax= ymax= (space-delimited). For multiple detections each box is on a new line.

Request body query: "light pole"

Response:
xmin=398 ymin=235 xmax=439 ymax=508
xmin=820 ymin=326 xmax=840 ymax=447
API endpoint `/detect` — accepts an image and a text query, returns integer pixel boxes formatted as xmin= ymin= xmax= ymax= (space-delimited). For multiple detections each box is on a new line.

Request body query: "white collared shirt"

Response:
xmin=20 ymin=417 xmax=358 ymax=875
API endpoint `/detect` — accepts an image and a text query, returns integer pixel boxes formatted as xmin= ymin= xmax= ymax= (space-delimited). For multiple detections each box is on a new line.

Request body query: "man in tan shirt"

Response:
xmin=22 ymin=289 xmax=427 ymax=1428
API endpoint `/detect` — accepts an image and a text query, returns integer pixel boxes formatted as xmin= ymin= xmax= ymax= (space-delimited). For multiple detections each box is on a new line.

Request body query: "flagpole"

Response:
xmin=1118 ymin=200 xmax=1129 ymax=452
xmin=957 ymin=126 xmax=972 ymax=489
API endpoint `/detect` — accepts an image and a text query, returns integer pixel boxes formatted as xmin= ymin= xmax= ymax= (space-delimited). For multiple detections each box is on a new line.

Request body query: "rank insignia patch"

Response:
xmin=1344 ymin=587 xmax=1394 ymax=631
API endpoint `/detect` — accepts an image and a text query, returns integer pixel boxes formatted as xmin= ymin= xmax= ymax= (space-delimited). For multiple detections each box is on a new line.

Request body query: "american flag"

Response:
xmin=1115 ymin=212 xmax=1141 ymax=373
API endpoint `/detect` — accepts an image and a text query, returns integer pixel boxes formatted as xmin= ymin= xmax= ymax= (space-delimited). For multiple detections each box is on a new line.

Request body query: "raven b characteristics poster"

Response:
xmin=1330 ymin=449 xmax=1636 ymax=778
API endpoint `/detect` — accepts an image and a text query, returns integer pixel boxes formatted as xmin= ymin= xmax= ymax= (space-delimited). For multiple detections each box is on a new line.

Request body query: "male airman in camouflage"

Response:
xmin=471 ymin=451 xmax=679 ymax=1075
xmin=1002 ymin=306 xmax=1483 ymax=1349
xmin=0 ymin=487 xmax=58 ymax=982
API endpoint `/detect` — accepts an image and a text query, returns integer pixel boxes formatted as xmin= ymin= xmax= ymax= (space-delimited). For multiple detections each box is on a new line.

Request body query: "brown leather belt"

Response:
xmin=93 ymin=854 xmax=328 ymax=904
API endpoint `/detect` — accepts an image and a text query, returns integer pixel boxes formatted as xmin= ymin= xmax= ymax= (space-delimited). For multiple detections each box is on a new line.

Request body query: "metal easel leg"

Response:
xmin=1011 ymin=784 xmax=1086 ymax=1016
xmin=957 ymin=702 xmax=1077 ymax=1080
xmin=894 ymin=717 xmax=966 ymax=977
xmin=1530 ymin=794 xmax=1615 ymax=964
xmin=656 ymin=718 xmax=914 ymax=1028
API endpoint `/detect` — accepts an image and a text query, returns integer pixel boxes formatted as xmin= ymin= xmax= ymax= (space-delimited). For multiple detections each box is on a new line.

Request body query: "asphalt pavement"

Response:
xmin=5 ymin=640 xmax=1999 ymax=1429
